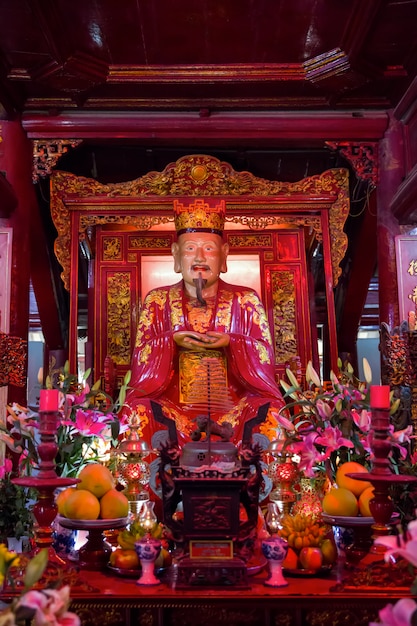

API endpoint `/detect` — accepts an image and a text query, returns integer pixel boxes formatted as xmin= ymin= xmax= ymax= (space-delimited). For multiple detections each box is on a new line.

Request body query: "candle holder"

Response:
xmin=345 ymin=386 xmax=417 ymax=558
xmin=261 ymin=536 xmax=289 ymax=587
xmin=113 ymin=413 xmax=151 ymax=516
xmin=135 ymin=537 xmax=162 ymax=586
xmin=12 ymin=390 xmax=79 ymax=568
xmin=267 ymin=439 xmax=298 ymax=515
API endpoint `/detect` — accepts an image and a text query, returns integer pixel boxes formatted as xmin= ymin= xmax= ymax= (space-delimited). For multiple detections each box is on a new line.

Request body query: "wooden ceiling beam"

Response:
xmin=21 ymin=110 xmax=389 ymax=141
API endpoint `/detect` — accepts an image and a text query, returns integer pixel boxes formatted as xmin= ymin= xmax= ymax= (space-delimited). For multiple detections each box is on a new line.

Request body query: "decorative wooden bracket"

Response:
xmin=326 ymin=141 xmax=378 ymax=188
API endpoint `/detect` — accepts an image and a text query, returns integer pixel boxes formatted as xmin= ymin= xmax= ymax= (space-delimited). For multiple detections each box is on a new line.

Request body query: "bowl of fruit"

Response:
xmin=109 ymin=518 xmax=172 ymax=577
xmin=319 ymin=461 xmax=397 ymax=563
xmin=277 ymin=512 xmax=336 ymax=575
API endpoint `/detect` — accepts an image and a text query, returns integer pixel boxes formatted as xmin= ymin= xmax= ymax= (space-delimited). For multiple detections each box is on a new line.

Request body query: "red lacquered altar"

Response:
xmin=1 ymin=564 xmax=408 ymax=626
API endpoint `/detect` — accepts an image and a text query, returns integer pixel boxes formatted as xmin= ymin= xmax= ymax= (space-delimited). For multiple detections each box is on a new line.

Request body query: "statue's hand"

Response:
xmin=173 ymin=330 xmax=217 ymax=350
xmin=205 ymin=331 xmax=230 ymax=348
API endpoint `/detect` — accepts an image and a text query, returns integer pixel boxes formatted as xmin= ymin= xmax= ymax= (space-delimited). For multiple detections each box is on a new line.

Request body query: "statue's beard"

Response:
xmin=193 ymin=273 xmax=207 ymax=306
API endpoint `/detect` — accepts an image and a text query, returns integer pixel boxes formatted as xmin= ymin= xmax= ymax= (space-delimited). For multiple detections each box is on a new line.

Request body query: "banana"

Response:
xmin=278 ymin=513 xmax=329 ymax=552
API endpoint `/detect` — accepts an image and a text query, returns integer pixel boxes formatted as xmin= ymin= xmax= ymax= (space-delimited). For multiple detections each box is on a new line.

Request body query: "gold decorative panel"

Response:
xmin=107 ymin=272 xmax=132 ymax=365
xmin=102 ymin=236 xmax=122 ymax=261
xmin=129 ymin=235 xmax=172 ymax=249
xmin=227 ymin=233 xmax=273 ymax=248
xmin=270 ymin=270 xmax=297 ymax=363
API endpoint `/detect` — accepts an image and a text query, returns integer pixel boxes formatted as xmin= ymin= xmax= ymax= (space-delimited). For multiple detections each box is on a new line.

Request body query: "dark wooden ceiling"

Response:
xmin=1 ymin=0 xmax=416 ymax=369
xmin=1 ymin=0 xmax=416 ymax=115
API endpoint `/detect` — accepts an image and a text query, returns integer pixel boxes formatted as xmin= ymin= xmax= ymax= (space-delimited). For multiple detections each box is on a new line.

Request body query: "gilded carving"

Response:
xmin=50 ymin=155 xmax=348 ymax=290
xmin=227 ymin=233 xmax=273 ymax=248
xmin=307 ymin=607 xmax=377 ymax=626
xmin=271 ymin=270 xmax=297 ymax=363
xmin=107 ymin=272 xmax=132 ymax=365
xmin=326 ymin=141 xmax=378 ymax=188
xmin=80 ymin=214 xmax=173 ymax=232
xmin=226 ymin=213 xmax=323 ymax=239
xmin=169 ymin=606 xmax=267 ymax=625
xmin=129 ymin=235 xmax=172 ymax=249
xmin=103 ymin=236 xmax=122 ymax=260
xmin=69 ymin=603 xmax=130 ymax=626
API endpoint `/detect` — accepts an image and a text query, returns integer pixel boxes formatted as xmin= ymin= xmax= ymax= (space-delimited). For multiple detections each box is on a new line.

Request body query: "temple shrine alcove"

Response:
xmin=49 ymin=154 xmax=350 ymax=391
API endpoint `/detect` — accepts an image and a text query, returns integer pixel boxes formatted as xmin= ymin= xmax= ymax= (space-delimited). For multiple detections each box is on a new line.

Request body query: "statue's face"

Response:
xmin=171 ymin=232 xmax=229 ymax=293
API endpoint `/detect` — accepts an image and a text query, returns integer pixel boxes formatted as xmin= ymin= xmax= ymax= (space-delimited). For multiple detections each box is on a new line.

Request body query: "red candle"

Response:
xmin=39 ymin=388 xmax=60 ymax=412
xmin=370 ymin=385 xmax=391 ymax=409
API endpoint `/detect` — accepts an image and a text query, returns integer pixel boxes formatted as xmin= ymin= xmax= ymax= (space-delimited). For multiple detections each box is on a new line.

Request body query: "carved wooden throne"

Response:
xmin=49 ymin=154 xmax=349 ymax=388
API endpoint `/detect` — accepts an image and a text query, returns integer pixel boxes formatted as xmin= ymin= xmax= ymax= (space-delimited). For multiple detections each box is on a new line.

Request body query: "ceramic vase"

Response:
xmin=135 ymin=537 xmax=161 ymax=586
xmin=261 ymin=535 xmax=289 ymax=587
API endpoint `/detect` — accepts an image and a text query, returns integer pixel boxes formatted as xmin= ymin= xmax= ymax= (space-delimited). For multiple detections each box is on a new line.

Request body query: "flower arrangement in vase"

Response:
xmin=278 ymin=358 xmax=407 ymax=484
xmin=0 ymin=362 xmax=130 ymax=480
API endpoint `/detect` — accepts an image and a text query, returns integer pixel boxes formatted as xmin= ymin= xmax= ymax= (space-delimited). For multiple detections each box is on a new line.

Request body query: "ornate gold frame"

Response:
xmin=50 ymin=154 xmax=349 ymax=291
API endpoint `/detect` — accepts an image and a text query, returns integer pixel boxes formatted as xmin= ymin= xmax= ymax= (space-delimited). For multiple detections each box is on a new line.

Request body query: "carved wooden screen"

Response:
xmin=50 ymin=155 xmax=349 ymax=388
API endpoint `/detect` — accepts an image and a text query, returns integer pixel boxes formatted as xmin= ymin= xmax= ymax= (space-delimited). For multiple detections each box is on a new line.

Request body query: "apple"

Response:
xmin=299 ymin=547 xmax=323 ymax=571
xmin=110 ymin=548 xmax=139 ymax=570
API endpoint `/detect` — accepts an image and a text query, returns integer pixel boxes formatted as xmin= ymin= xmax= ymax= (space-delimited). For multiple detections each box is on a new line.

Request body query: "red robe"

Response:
xmin=124 ymin=279 xmax=285 ymax=447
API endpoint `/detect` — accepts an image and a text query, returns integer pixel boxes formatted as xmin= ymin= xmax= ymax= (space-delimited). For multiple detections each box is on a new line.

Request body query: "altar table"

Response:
xmin=42 ymin=567 xmax=410 ymax=626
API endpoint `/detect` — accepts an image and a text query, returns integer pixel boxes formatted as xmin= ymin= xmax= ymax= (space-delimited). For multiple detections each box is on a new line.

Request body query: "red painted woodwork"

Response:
xmin=1 ymin=1 xmax=417 ymax=114
xmin=21 ymin=111 xmax=389 ymax=143
xmin=0 ymin=567 xmax=410 ymax=626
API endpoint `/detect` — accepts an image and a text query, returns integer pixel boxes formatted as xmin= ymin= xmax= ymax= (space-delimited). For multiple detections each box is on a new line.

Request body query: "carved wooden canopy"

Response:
xmin=50 ymin=154 xmax=349 ymax=291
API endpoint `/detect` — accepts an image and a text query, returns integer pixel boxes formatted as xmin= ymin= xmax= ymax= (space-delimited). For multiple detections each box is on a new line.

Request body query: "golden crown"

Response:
xmin=173 ymin=198 xmax=225 ymax=236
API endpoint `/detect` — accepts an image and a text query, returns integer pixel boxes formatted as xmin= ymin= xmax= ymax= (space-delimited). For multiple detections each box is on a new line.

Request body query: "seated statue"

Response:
xmin=123 ymin=198 xmax=286 ymax=449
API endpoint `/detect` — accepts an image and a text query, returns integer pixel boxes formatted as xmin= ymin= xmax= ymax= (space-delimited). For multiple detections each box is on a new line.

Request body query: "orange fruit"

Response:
xmin=283 ymin=547 xmax=298 ymax=570
xmin=322 ymin=487 xmax=359 ymax=517
xmin=56 ymin=487 xmax=76 ymax=516
xmin=76 ymin=463 xmax=115 ymax=499
xmin=63 ymin=489 xmax=100 ymax=520
xmin=335 ymin=461 xmax=371 ymax=497
xmin=99 ymin=489 xmax=129 ymax=519
xmin=358 ymin=486 xmax=375 ymax=517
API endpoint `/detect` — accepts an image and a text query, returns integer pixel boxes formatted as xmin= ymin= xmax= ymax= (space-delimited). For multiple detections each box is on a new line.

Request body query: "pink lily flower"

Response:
xmin=270 ymin=410 xmax=295 ymax=432
xmin=314 ymin=425 xmax=354 ymax=454
xmin=15 ymin=585 xmax=80 ymax=626
xmin=351 ymin=409 xmax=371 ymax=433
xmin=289 ymin=432 xmax=327 ymax=477
xmin=315 ymin=399 xmax=332 ymax=421
xmin=369 ymin=598 xmax=417 ymax=626
xmin=374 ymin=519 xmax=417 ymax=567
xmin=386 ymin=424 xmax=413 ymax=459
xmin=61 ymin=408 xmax=110 ymax=439
xmin=6 ymin=404 xmax=38 ymax=437
xmin=0 ymin=458 xmax=12 ymax=478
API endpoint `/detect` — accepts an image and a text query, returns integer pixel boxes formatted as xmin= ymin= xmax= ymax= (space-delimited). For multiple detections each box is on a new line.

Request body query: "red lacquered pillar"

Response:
xmin=377 ymin=111 xmax=405 ymax=329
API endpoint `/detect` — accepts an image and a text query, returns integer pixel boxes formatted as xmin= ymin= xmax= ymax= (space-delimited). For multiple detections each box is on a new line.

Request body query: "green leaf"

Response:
xmin=23 ymin=548 xmax=48 ymax=590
